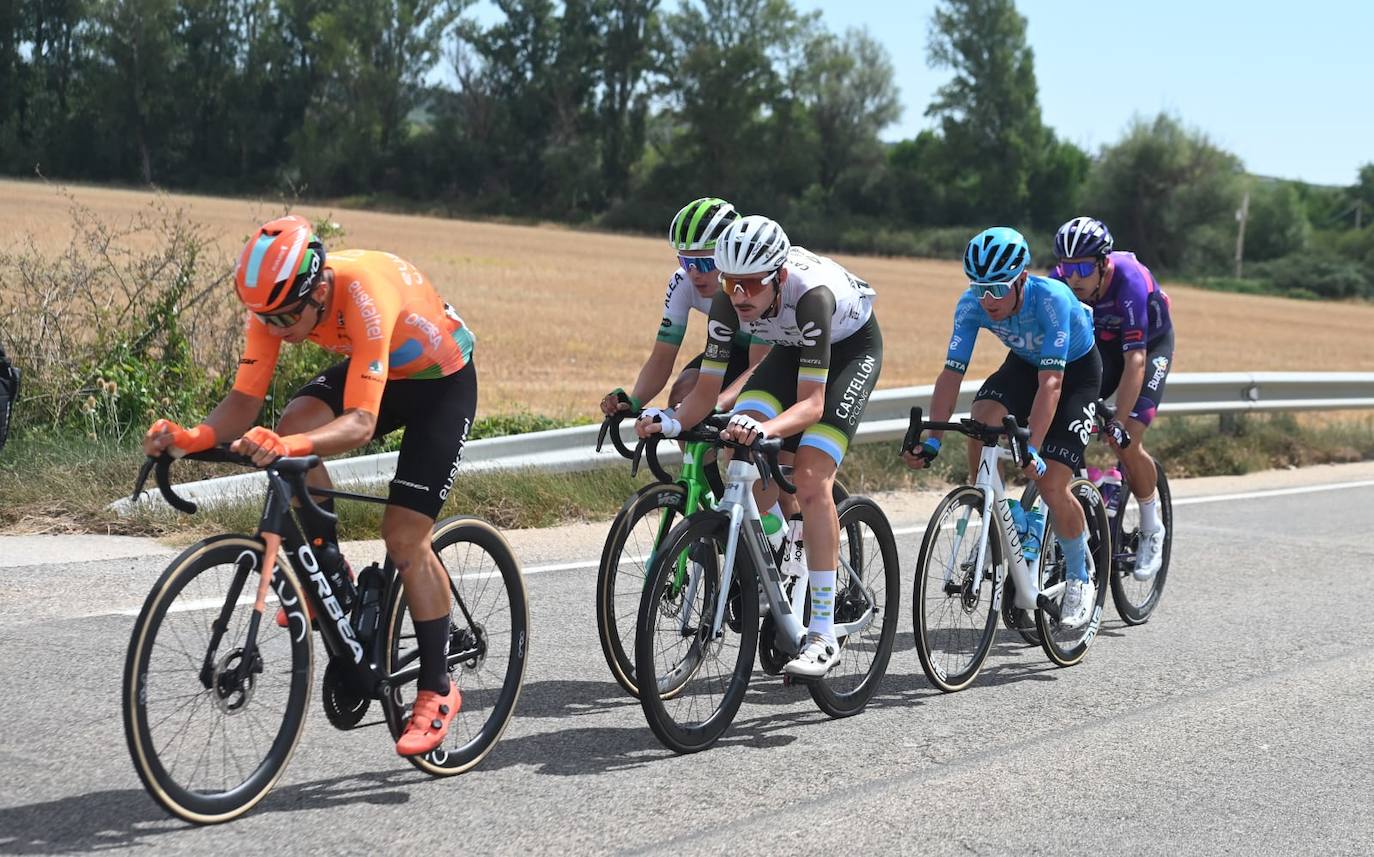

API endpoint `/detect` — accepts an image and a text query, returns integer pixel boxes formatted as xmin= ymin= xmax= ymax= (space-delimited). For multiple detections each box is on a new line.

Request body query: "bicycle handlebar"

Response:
xmin=644 ymin=413 xmax=795 ymax=494
xmin=596 ymin=413 xmax=638 ymax=460
xmin=902 ymin=406 xmax=1034 ymax=469
xmin=131 ymin=447 xmax=331 ymax=520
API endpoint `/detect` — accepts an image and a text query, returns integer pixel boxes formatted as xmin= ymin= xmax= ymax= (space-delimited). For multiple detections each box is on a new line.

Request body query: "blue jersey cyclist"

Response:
xmin=1052 ymin=216 xmax=1172 ymax=581
xmin=904 ymin=227 xmax=1102 ymax=630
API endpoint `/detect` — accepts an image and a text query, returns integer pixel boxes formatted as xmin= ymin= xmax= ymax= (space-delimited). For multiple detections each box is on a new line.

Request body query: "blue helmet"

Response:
xmin=1054 ymin=216 xmax=1114 ymax=259
xmin=963 ymin=227 xmax=1030 ymax=283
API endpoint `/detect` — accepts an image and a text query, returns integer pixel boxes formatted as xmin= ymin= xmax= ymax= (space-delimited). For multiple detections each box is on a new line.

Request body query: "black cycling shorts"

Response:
xmin=683 ymin=340 xmax=752 ymax=390
xmin=1099 ymin=328 xmax=1174 ymax=426
xmin=973 ymin=347 xmax=1102 ymax=471
xmin=292 ymin=360 xmax=477 ymax=520
xmin=731 ymin=315 xmax=883 ymax=466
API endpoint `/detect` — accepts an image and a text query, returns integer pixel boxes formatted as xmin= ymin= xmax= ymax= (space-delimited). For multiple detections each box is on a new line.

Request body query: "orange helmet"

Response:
xmin=234 ymin=215 xmax=326 ymax=313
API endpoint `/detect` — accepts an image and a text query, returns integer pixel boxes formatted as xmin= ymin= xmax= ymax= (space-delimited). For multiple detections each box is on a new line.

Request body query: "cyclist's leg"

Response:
xmin=279 ymin=362 xmax=356 ymax=542
xmin=1118 ymin=329 xmax=1173 ymax=502
xmin=970 ymin=353 xmax=1035 ymax=482
xmin=1036 ymin=349 xmax=1102 ymax=586
xmin=733 ymin=347 xmax=801 ymax=518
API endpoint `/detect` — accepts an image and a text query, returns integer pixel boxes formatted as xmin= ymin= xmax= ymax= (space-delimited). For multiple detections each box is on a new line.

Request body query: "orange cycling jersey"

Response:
xmin=232 ymin=250 xmax=475 ymax=415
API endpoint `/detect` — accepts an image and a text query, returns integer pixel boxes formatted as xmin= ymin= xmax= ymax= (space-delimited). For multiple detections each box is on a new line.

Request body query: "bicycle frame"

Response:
xmin=656 ymin=441 xmax=714 ymax=591
xmin=708 ymin=457 xmax=876 ymax=651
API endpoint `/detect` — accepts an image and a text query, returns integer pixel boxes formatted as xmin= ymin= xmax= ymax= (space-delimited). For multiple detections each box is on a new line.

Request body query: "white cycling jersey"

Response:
xmin=739 ymin=247 xmax=876 ymax=347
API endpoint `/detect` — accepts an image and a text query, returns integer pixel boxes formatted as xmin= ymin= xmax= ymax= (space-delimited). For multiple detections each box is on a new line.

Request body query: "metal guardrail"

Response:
xmin=111 ymin=371 xmax=1374 ymax=513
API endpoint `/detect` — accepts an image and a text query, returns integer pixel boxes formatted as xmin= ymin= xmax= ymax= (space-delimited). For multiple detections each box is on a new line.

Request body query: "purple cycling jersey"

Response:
xmin=1091 ymin=252 xmax=1173 ymax=351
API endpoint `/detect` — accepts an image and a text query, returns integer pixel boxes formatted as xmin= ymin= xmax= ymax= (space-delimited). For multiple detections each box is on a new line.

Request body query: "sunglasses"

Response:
xmin=1055 ymin=260 xmax=1098 ymax=280
xmin=969 ymin=280 xmax=1015 ymax=300
xmin=255 ymin=298 xmax=313 ymax=328
xmin=679 ymin=255 xmax=717 ymax=274
xmin=721 ymin=270 xmax=779 ymax=298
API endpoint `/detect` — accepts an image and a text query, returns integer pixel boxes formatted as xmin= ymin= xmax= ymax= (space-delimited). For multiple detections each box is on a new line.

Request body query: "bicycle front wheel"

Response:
xmin=1035 ymin=479 xmax=1112 ymax=666
xmin=808 ymin=496 xmax=900 ymax=717
xmin=382 ymin=517 xmax=529 ymax=776
xmin=123 ymin=535 xmax=312 ymax=824
xmin=1110 ymin=459 xmax=1172 ymax=624
xmin=913 ymin=486 xmax=1002 ymax=692
xmin=635 ymin=511 xmax=758 ymax=754
xmin=596 ymin=482 xmax=687 ymax=697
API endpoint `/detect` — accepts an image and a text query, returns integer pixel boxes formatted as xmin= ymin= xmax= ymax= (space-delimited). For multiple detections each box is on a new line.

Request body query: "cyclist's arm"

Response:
xmin=629 ymin=340 xmax=679 ymax=406
xmin=715 ymin=341 xmax=769 ymax=412
xmin=927 ymin=368 xmax=964 ymax=442
xmin=761 ymin=288 xmax=833 ymax=440
xmin=212 ymin=314 xmax=282 ymax=440
xmin=1111 ymin=270 xmax=1151 ymax=421
xmin=672 ymin=292 xmax=734 ymax=430
xmin=1113 ymin=348 xmax=1147 ymax=421
xmin=1027 ymin=370 xmax=1063 ymax=450
xmin=1029 ymin=286 xmax=1074 ymax=449
xmin=202 ymin=390 xmax=267 ymax=443
xmin=934 ymin=295 xmax=981 ymax=441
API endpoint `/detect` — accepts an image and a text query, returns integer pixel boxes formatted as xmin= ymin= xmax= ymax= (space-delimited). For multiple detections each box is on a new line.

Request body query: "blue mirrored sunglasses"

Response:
xmin=1055 ymin=260 xmax=1097 ymax=280
xmin=969 ymin=280 xmax=1014 ymax=300
xmin=679 ymin=255 xmax=717 ymax=274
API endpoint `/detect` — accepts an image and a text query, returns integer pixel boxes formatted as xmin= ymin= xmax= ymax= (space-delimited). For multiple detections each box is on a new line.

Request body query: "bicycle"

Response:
xmin=1018 ymin=400 xmax=1172 ymax=626
xmin=633 ymin=414 xmax=899 ymax=753
xmin=122 ymin=448 xmax=529 ymax=824
xmin=594 ymin=412 xmax=847 ymax=698
xmin=903 ymin=408 xmax=1111 ymax=693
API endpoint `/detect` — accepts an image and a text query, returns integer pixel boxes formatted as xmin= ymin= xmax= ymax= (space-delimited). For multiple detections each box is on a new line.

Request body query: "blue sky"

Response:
xmin=461 ymin=1 xmax=1373 ymax=187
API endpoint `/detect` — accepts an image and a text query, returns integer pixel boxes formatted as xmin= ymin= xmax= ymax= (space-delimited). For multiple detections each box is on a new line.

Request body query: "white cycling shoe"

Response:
xmin=1059 ymin=579 xmax=1095 ymax=630
xmin=1133 ymin=526 xmax=1166 ymax=582
xmin=783 ymin=633 xmax=840 ymax=678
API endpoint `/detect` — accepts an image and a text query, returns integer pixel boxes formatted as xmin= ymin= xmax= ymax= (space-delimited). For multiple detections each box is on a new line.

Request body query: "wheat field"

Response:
xmin=4 ymin=177 xmax=1371 ymax=418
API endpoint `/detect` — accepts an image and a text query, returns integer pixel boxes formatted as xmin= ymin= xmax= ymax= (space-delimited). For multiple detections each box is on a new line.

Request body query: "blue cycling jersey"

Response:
xmin=945 ymin=275 xmax=1095 ymax=373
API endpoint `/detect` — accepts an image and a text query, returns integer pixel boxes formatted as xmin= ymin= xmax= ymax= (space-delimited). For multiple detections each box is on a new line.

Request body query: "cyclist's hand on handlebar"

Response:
xmin=231 ymin=426 xmax=314 ymax=467
xmin=901 ymin=437 xmax=940 ymax=470
xmin=1021 ymin=444 xmax=1047 ymax=481
xmin=1105 ymin=418 xmax=1132 ymax=449
xmin=636 ymin=407 xmax=681 ymax=439
xmin=720 ymin=413 xmax=766 ymax=446
xmin=600 ymin=387 xmax=641 ymax=417
xmin=144 ymin=418 xmax=216 ymax=458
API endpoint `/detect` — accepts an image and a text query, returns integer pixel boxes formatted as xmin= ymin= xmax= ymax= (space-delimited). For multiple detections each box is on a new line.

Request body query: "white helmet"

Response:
xmin=713 ymin=215 xmax=791 ymax=277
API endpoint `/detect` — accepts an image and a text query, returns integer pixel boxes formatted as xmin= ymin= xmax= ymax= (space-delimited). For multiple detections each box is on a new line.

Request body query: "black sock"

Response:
xmin=413 ymin=616 xmax=452 ymax=695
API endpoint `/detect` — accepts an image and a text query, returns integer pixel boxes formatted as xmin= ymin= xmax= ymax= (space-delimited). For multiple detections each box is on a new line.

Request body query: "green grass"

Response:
xmin=3 ymin=411 xmax=1371 ymax=542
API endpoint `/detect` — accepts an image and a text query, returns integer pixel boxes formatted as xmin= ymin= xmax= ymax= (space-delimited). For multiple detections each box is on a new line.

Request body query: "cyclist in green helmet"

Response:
xmin=599 ymin=198 xmax=768 ymax=420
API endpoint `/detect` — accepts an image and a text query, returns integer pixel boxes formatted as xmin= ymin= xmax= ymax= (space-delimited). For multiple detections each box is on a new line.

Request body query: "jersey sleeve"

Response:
xmin=230 ymin=312 xmax=284 ymax=400
xmin=1034 ymin=285 xmax=1074 ymax=371
xmin=655 ymin=269 xmax=692 ymax=347
xmin=338 ymin=279 xmax=399 ymax=415
xmin=795 ymin=287 xmax=834 ymax=386
xmin=699 ymin=290 xmax=739 ymax=378
xmin=1115 ymin=267 xmax=1151 ymax=351
xmin=944 ymin=292 xmax=981 ymax=374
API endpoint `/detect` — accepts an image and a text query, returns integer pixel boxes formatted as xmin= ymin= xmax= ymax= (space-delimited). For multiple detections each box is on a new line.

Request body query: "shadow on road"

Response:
xmin=0 ymin=768 xmax=418 ymax=853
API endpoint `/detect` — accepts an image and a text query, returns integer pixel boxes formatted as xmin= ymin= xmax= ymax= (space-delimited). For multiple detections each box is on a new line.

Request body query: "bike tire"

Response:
xmin=1110 ymin=459 xmax=1172 ymax=625
xmin=808 ymin=496 xmax=900 ymax=716
xmin=596 ymin=482 xmax=688 ymax=697
xmin=635 ymin=510 xmax=758 ymax=754
xmin=1035 ymin=479 xmax=1112 ymax=666
xmin=123 ymin=534 xmax=313 ymax=824
xmin=912 ymin=486 xmax=1002 ymax=692
xmin=382 ymin=517 xmax=529 ymax=776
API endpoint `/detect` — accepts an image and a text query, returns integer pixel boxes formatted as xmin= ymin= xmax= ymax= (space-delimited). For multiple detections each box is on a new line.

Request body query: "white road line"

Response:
xmin=1171 ymin=479 xmax=1374 ymax=506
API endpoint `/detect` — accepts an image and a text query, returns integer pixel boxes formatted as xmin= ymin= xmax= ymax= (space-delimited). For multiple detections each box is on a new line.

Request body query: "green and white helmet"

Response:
xmin=669 ymin=198 xmax=738 ymax=251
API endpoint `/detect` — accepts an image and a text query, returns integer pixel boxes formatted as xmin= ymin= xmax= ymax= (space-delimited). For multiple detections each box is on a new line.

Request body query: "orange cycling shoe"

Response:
xmin=396 ymin=685 xmax=461 ymax=757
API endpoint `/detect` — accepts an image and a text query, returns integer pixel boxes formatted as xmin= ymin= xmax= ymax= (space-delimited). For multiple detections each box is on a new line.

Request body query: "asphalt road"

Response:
xmin=3 ymin=465 xmax=1373 ymax=856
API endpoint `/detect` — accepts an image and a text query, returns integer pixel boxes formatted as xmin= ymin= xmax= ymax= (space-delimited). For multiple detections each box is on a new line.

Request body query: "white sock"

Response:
xmin=1138 ymin=493 xmax=1161 ymax=533
xmin=808 ymin=569 xmax=836 ymax=641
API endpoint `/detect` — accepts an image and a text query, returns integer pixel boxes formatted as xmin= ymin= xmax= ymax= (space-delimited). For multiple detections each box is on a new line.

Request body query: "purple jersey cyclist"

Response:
xmin=1052 ymin=216 xmax=1172 ymax=582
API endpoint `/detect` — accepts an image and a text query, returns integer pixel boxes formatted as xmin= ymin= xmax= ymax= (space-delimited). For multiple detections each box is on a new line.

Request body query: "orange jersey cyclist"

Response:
xmin=636 ymin=215 xmax=883 ymax=678
xmin=142 ymin=215 xmax=473 ymax=757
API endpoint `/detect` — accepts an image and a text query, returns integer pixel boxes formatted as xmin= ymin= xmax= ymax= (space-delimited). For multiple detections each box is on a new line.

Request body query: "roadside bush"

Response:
xmin=1250 ymin=254 xmax=1371 ymax=300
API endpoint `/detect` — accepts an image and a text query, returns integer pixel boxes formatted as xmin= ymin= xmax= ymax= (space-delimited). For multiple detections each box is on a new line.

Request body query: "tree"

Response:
xmin=1083 ymin=113 xmax=1244 ymax=273
xmin=925 ymin=0 xmax=1044 ymax=224
xmin=1244 ymin=180 xmax=1310 ymax=263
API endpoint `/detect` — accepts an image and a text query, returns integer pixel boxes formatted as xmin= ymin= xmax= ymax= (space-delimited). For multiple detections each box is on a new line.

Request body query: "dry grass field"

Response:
xmin=4 ymin=177 xmax=1372 ymax=419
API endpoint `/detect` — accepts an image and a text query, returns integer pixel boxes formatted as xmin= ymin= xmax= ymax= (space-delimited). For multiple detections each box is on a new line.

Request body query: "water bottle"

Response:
xmin=761 ymin=511 xmax=786 ymax=554
xmin=1022 ymin=508 xmax=1044 ymax=567
xmin=314 ymin=541 xmax=356 ymax=613
xmin=1007 ymin=498 xmax=1029 ymax=539
xmin=780 ymin=516 xmax=806 ymax=579
xmin=350 ymin=563 xmax=387 ymax=644
xmin=1100 ymin=467 xmax=1122 ymax=514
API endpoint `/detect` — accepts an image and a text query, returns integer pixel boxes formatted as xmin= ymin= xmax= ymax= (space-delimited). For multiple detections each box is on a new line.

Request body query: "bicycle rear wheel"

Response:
xmin=635 ymin=511 xmax=757 ymax=754
xmin=596 ymin=482 xmax=687 ymax=697
xmin=382 ymin=517 xmax=529 ymax=776
xmin=913 ymin=486 xmax=1002 ymax=692
xmin=808 ymin=496 xmax=900 ymax=716
xmin=1110 ymin=459 xmax=1172 ymax=625
xmin=123 ymin=535 xmax=312 ymax=824
xmin=1035 ymin=479 xmax=1112 ymax=666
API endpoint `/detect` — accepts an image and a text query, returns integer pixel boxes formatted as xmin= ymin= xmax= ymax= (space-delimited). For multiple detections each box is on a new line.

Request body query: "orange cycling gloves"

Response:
xmin=146 ymin=419 xmax=217 ymax=454
xmin=240 ymin=426 xmax=314 ymax=458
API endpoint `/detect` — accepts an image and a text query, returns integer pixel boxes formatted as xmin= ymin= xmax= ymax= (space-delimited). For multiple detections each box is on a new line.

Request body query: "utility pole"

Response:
xmin=1357 ymin=199 xmax=1364 ymax=230
xmin=1234 ymin=190 xmax=1250 ymax=279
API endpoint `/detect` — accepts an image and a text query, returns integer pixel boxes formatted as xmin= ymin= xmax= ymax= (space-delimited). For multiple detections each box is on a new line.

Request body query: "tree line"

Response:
xmin=3 ymin=0 xmax=1371 ymax=295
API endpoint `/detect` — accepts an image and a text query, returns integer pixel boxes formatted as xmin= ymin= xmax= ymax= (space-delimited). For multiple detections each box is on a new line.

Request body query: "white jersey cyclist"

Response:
xmin=657 ymin=266 xmax=760 ymax=349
